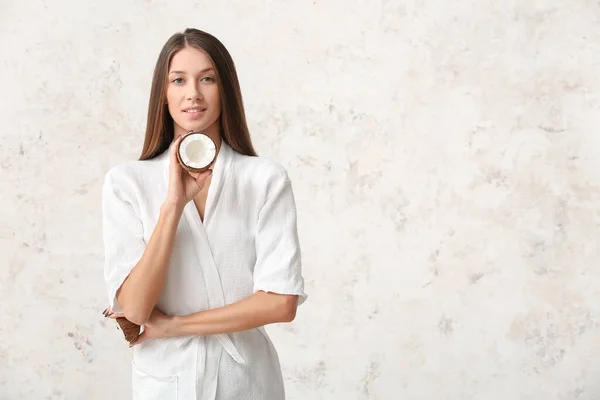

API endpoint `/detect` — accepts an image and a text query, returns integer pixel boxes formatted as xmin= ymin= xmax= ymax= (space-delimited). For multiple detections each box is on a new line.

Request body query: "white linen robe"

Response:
xmin=102 ymin=140 xmax=307 ymax=400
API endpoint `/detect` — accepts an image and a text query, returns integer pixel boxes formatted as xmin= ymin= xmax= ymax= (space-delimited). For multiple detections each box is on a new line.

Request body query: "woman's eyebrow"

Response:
xmin=169 ymin=67 xmax=214 ymax=75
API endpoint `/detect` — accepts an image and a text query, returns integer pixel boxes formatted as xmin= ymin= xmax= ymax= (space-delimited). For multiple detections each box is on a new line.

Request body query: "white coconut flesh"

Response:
xmin=179 ymin=134 xmax=216 ymax=169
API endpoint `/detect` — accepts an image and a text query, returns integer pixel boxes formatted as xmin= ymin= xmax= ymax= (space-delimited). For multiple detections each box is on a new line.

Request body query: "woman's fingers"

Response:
xmin=194 ymin=169 xmax=213 ymax=190
xmin=169 ymin=135 xmax=183 ymax=173
xmin=182 ymin=168 xmax=212 ymax=197
xmin=102 ymin=306 xmax=125 ymax=319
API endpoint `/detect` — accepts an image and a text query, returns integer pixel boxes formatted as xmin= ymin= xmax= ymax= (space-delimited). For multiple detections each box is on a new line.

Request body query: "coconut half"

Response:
xmin=116 ymin=317 xmax=141 ymax=344
xmin=176 ymin=131 xmax=217 ymax=172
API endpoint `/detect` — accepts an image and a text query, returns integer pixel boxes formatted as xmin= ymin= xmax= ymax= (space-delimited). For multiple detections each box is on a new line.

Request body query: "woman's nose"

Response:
xmin=187 ymin=93 xmax=203 ymax=101
xmin=187 ymin=83 xmax=203 ymax=100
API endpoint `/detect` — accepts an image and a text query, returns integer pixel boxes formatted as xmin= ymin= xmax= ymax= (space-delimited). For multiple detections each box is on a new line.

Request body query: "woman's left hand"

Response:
xmin=106 ymin=307 xmax=176 ymax=346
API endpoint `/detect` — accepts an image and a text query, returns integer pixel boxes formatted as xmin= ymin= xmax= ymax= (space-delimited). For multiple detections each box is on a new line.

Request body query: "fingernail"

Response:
xmin=106 ymin=312 xmax=114 ymax=318
xmin=102 ymin=308 xmax=107 ymax=315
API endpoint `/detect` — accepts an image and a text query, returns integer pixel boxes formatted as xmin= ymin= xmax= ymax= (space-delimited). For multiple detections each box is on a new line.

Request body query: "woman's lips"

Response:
xmin=182 ymin=108 xmax=206 ymax=119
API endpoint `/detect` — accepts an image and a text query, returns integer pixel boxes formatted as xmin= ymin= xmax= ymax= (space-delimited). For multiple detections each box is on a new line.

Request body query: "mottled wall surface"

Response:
xmin=1 ymin=0 xmax=599 ymax=399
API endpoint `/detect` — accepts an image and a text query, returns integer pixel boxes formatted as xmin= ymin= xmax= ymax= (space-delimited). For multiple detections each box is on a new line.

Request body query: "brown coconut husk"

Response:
xmin=116 ymin=317 xmax=141 ymax=344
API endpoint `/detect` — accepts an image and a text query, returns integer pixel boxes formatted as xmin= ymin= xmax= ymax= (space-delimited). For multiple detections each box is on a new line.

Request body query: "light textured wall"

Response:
xmin=1 ymin=0 xmax=599 ymax=399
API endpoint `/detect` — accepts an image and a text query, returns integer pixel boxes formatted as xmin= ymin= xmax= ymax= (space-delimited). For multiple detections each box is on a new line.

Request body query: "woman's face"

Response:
xmin=166 ymin=46 xmax=221 ymax=139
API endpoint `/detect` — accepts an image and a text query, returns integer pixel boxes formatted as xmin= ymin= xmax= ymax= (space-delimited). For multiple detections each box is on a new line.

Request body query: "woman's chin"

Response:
xmin=175 ymin=118 xmax=218 ymax=135
xmin=174 ymin=123 xmax=202 ymax=135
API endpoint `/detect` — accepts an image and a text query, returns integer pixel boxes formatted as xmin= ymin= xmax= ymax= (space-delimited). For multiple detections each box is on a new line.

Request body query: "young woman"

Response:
xmin=101 ymin=28 xmax=307 ymax=400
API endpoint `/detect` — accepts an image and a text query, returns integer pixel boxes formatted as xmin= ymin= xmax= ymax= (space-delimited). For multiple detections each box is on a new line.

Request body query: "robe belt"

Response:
xmin=171 ymin=204 xmax=246 ymax=365
xmin=174 ymin=333 xmax=245 ymax=365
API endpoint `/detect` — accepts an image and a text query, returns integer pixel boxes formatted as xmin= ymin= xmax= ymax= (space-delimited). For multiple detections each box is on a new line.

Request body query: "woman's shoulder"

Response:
xmin=230 ymin=153 xmax=296 ymax=202
xmin=103 ymin=153 xmax=166 ymax=192
xmin=233 ymin=153 xmax=291 ymax=186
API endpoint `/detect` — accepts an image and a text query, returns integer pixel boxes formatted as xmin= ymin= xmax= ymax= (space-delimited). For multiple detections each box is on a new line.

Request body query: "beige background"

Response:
xmin=1 ymin=0 xmax=600 ymax=399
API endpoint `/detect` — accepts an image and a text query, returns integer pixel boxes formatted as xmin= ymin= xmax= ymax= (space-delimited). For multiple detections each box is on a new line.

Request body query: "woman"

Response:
xmin=101 ymin=28 xmax=307 ymax=400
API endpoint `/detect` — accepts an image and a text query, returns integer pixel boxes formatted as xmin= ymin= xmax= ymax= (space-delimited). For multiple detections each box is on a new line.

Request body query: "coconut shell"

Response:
xmin=116 ymin=317 xmax=141 ymax=344
xmin=176 ymin=130 xmax=216 ymax=173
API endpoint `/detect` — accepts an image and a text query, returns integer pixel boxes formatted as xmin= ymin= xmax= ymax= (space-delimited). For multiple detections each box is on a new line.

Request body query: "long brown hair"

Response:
xmin=139 ymin=28 xmax=257 ymax=160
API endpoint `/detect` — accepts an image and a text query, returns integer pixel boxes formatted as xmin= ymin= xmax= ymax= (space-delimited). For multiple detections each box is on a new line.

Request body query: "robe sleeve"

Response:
xmin=101 ymin=169 xmax=146 ymax=314
xmin=253 ymin=170 xmax=307 ymax=305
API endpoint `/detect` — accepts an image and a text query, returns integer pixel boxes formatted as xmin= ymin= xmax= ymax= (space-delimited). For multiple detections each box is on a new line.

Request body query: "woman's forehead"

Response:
xmin=169 ymin=47 xmax=214 ymax=73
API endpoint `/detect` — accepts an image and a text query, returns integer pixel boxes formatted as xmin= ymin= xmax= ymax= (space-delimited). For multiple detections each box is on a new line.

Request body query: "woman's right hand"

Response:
xmin=164 ymin=135 xmax=213 ymax=210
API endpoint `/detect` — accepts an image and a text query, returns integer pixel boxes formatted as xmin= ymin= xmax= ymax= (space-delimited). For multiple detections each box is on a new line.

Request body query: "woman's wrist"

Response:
xmin=160 ymin=201 xmax=185 ymax=218
xmin=170 ymin=314 xmax=190 ymax=337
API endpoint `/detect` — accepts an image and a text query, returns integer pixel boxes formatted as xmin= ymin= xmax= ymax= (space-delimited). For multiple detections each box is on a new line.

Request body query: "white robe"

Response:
xmin=102 ymin=140 xmax=307 ymax=400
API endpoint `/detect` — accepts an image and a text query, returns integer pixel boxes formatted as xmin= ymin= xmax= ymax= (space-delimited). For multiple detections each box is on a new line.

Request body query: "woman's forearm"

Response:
xmin=172 ymin=291 xmax=298 ymax=336
xmin=117 ymin=202 xmax=183 ymax=325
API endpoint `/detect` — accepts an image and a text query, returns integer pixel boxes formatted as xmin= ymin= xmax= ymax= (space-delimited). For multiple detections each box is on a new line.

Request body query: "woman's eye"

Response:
xmin=202 ymin=76 xmax=215 ymax=83
xmin=172 ymin=78 xmax=184 ymax=84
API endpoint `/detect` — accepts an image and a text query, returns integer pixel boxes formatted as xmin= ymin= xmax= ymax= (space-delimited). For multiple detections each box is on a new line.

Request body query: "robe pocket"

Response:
xmin=132 ymin=361 xmax=178 ymax=400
